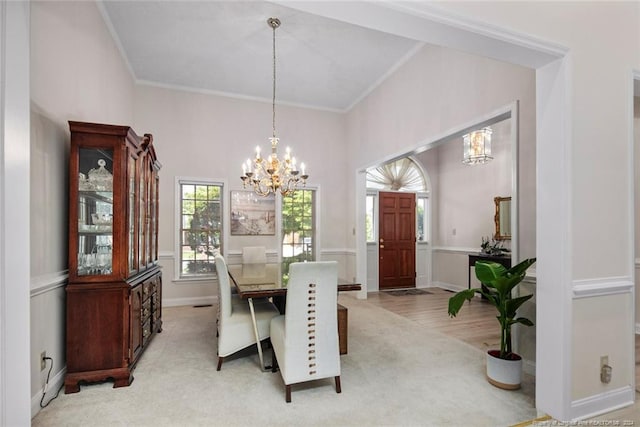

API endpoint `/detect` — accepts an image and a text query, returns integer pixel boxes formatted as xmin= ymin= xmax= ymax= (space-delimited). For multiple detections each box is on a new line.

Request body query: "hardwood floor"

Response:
xmin=365 ymin=287 xmax=501 ymax=353
xmin=368 ymin=287 xmax=640 ymax=394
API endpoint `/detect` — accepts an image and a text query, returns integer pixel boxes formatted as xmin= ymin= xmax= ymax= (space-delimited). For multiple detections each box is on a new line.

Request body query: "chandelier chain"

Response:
xmin=272 ymin=18 xmax=277 ymax=139
xmin=240 ymin=17 xmax=308 ymax=197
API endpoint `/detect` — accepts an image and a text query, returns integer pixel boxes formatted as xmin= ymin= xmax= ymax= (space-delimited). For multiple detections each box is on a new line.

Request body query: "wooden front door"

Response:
xmin=378 ymin=192 xmax=416 ymax=289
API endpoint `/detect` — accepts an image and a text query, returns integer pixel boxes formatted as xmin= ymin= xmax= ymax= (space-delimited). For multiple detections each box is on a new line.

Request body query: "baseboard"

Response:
xmin=431 ymin=281 xmax=466 ymax=293
xmin=523 ymin=358 xmax=536 ymax=376
xmin=162 ymin=295 xmax=217 ymax=307
xmin=570 ymin=385 xmax=635 ymax=421
xmin=31 ymin=366 xmax=66 ymax=418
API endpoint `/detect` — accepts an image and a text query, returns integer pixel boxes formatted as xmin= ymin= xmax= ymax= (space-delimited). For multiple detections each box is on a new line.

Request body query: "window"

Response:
xmin=177 ymin=180 xmax=223 ymax=278
xmin=281 ymin=189 xmax=315 ymax=278
xmin=366 ymin=157 xmax=426 ymax=192
xmin=417 ymin=195 xmax=429 ymax=242
xmin=366 ymin=193 xmax=376 ymax=242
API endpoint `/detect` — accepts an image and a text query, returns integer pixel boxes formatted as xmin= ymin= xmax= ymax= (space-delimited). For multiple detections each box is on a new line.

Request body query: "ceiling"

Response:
xmin=99 ymin=1 xmax=423 ymax=112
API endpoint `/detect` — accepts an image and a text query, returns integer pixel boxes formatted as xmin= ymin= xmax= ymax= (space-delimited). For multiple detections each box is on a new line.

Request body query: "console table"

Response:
xmin=468 ymin=253 xmax=512 ymax=289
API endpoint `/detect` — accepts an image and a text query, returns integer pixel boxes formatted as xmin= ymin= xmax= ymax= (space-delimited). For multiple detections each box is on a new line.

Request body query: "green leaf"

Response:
xmin=448 ymin=289 xmax=477 ymax=317
xmin=448 ymin=257 xmax=537 ymax=354
xmin=505 ymin=294 xmax=533 ymax=318
xmin=474 ymin=262 xmax=506 ymax=284
xmin=514 ymin=317 xmax=534 ymax=327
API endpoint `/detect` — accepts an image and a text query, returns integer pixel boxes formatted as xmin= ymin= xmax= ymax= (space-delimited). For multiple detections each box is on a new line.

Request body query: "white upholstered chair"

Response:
xmin=270 ymin=261 xmax=341 ymax=402
xmin=215 ymin=254 xmax=279 ymax=371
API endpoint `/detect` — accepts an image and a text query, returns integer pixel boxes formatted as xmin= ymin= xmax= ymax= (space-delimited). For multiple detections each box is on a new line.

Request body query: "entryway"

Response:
xmin=378 ymin=191 xmax=416 ymax=289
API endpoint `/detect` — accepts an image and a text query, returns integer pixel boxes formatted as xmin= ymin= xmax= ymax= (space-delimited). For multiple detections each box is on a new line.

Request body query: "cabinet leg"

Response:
xmin=113 ymin=374 xmax=133 ymax=388
xmin=64 ymin=381 xmax=80 ymax=394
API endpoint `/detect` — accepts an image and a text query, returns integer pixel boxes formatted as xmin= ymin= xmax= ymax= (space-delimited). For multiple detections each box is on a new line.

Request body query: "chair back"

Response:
xmin=215 ymin=254 xmax=232 ymax=319
xmin=284 ymin=261 xmax=339 ymax=381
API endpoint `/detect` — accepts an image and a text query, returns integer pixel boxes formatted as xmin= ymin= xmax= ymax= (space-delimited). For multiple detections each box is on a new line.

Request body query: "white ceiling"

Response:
xmin=99 ymin=1 xmax=423 ymax=112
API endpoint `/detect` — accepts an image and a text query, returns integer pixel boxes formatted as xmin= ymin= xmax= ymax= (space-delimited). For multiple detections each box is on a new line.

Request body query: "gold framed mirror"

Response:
xmin=494 ymin=196 xmax=511 ymax=240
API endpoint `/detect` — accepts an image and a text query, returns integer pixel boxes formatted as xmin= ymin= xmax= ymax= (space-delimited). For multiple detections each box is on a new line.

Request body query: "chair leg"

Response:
xmin=285 ymin=384 xmax=292 ymax=403
xmin=335 ymin=376 xmax=342 ymax=394
xmin=271 ymin=349 xmax=279 ymax=373
xmin=216 ymin=357 xmax=223 ymax=371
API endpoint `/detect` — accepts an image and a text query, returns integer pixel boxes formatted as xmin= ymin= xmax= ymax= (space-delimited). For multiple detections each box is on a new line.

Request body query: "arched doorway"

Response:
xmin=365 ymin=157 xmax=430 ymax=290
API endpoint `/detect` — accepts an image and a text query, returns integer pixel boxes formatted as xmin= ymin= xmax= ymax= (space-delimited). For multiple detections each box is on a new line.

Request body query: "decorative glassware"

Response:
xmin=87 ymin=159 xmax=113 ymax=191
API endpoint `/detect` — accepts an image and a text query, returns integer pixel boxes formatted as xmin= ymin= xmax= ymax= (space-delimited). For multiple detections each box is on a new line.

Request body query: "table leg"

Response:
xmin=248 ymin=297 xmax=270 ymax=371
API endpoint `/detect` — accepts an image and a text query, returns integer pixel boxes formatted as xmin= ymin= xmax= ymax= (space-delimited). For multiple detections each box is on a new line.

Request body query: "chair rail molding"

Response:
xmin=572 ymin=277 xmax=633 ymax=299
xmin=30 ymin=270 xmax=68 ymax=296
xmin=432 ymin=246 xmax=481 ymax=254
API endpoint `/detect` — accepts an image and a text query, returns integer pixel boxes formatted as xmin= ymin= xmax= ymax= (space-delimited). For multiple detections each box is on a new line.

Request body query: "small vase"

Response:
xmin=486 ymin=350 xmax=522 ymax=390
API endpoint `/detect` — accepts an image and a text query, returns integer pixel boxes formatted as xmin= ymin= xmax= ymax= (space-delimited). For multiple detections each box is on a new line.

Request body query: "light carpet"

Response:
xmin=32 ymin=294 xmax=537 ymax=426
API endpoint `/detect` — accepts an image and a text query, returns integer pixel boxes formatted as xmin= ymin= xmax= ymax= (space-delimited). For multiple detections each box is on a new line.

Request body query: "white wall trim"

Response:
xmin=431 ymin=246 xmax=479 ymax=254
xmin=136 ymin=79 xmax=345 ymax=114
xmin=535 ymin=56 xmax=572 ymax=420
xmin=30 ymin=271 xmax=68 ymax=297
xmin=161 ymin=249 xmax=356 ymax=261
xmin=572 ymin=277 xmax=634 ymax=299
xmin=345 ymin=42 xmax=425 ymax=112
xmin=635 ymin=323 xmax=640 ymax=335
xmin=320 ymin=249 xmax=356 ymax=256
xmin=430 ymin=280 xmax=465 ymax=293
xmin=95 ymin=1 xmax=136 ymax=81
xmin=570 ymin=385 xmax=635 ymax=421
xmin=31 ymin=366 xmax=66 ymax=418
xmin=162 ymin=295 xmax=217 ymax=308
xmin=1 ymin=1 xmax=31 ymax=424
xmin=523 ymin=359 xmax=536 ymax=377
xmin=278 ymin=1 xmax=564 ymax=70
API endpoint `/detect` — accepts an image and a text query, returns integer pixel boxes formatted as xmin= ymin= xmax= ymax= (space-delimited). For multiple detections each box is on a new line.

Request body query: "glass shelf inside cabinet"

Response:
xmin=77 ymin=148 xmax=114 ymax=276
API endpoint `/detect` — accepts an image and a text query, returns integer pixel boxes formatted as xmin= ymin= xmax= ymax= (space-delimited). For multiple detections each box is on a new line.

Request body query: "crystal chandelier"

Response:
xmin=241 ymin=17 xmax=308 ymax=197
xmin=462 ymin=127 xmax=493 ymax=165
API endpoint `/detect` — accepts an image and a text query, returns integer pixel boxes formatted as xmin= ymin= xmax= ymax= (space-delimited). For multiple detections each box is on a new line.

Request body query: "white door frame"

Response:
xmin=0 ymin=1 xmax=32 ymax=425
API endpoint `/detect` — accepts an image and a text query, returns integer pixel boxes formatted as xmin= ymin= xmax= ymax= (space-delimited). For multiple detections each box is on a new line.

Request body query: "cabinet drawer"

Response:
xmin=152 ymin=292 xmax=160 ymax=308
xmin=142 ymin=319 xmax=151 ymax=346
xmin=142 ymin=280 xmax=154 ymax=300
xmin=142 ymin=299 xmax=151 ymax=322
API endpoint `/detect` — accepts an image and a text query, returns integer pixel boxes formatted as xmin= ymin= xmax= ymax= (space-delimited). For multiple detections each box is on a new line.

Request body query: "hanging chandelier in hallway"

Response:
xmin=462 ymin=126 xmax=493 ymax=165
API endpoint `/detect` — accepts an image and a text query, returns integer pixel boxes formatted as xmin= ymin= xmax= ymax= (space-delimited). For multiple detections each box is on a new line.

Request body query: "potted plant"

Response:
xmin=448 ymin=257 xmax=536 ymax=390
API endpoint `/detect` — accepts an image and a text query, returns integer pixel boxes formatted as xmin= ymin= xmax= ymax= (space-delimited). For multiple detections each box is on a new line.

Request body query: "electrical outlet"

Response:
xmin=40 ymin=351 xmax=47 ymax=371
xmin=600 ymin=355 xmax=612 ymax=383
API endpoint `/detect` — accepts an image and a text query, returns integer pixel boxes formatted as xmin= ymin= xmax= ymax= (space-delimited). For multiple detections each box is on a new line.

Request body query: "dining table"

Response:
xmin=227 ymin=263 xmax=361 ymax=371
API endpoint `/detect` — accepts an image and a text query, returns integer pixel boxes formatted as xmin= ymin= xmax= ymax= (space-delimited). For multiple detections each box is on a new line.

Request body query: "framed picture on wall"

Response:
xmin=230 ymin=190 xmax=276 ymax=235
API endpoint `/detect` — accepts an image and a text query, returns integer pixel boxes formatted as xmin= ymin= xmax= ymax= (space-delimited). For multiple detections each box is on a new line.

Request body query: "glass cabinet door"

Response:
xmin=138 ymin=156 xmax=147 ymax=270
xmin=128 ymin=153 xmax=137 ymax=275
xmin=77 ymin=148 xmax=114 ymax=276
xmin=144 ymin=159 xmax=152 ymax=267
xmin=151 ymin=173 xmax=158 ymax=264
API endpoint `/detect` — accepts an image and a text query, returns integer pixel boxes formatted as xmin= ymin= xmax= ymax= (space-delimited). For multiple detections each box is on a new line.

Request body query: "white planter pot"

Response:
xmin=486 ymin=350 xmax=522 ymax=390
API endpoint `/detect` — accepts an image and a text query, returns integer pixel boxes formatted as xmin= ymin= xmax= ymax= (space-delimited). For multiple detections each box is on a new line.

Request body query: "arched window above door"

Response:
xmin=366 ymin=157 xmax=426 ymax=192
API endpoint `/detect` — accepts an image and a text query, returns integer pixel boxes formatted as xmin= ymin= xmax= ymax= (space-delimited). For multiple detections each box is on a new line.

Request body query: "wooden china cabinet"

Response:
xmin=64 ymin=121 xmax=162 ymax=393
